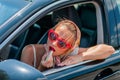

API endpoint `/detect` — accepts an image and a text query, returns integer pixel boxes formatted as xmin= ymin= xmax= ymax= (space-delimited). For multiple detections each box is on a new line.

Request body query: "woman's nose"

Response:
xmin=52 ymin=41 xmax=57 ymax=46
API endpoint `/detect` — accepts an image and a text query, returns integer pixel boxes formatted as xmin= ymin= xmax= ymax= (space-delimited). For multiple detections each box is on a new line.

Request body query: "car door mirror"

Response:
xmin=0 ymin=59 xmax=46 ymax=80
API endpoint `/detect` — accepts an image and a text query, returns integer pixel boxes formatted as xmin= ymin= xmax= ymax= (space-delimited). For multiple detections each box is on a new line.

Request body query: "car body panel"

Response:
xmin=112 ymin=0 xmax=120 ymax=47
xmin=103 ymin=0 xmax=118 ymax=47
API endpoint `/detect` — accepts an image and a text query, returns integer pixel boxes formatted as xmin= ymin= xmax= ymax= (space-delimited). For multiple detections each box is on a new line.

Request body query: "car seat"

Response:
xmin=78 ymin=4 xmax=97 ymax=47
xmin=8 ymin=30 xmax=29 ymax=59
xmin=9 ymin=23 xmax=41 ymax=60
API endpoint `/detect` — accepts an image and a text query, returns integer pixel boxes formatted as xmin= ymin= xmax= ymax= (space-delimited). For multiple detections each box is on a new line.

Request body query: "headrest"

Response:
xmin=78 ymin=4 xmax=97 ymax=30
xmin=52 ymin=6 xmax=82 ymax=29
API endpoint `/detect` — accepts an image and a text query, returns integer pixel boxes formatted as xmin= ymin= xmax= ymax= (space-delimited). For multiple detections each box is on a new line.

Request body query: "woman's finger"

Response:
xmin=42 ymin=53 xmax=47 ymax=61
xmin=58 ymin=58 xmax=70 ymax=66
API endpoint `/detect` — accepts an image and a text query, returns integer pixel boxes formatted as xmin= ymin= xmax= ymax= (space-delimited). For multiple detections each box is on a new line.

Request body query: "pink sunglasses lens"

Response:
xmin=49 ymin=32 xmax=57 ymax=40
xmin=57 ymin=40 xmax=66 ymax=48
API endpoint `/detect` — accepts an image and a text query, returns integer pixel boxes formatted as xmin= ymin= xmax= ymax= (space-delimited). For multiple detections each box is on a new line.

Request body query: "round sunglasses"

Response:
xmin=48 ymin=29 xmax=72 ymax=49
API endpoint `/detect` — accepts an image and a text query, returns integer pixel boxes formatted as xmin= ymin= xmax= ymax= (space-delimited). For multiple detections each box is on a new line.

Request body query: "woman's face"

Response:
xmin=47 ymin=25 xmax=75 ymax=56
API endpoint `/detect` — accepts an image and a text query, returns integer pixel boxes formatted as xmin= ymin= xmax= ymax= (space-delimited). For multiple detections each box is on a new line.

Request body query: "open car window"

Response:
xmin=36 ymin=2 xmax=103 ymax=74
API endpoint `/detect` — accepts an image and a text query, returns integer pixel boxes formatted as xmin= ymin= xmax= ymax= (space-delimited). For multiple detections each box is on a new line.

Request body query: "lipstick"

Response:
xmin=49 ymin=46 xmax=55 ymax=52
xmin=46 ymin=50 xmax=53 ymax=61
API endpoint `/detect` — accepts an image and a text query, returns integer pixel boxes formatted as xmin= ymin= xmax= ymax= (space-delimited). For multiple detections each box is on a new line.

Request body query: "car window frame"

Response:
xmin=8 ymin=0 xmax=104 ymax=75
xmin=41 ymin=0 xmax=103 ymax=75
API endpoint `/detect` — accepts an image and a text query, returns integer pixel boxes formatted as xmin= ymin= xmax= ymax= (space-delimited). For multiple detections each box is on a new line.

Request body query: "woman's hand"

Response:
xmin=41 ymin=52 xmax=54 ymax=68
xmin=58 ymin=54 xmax=83 ymax=66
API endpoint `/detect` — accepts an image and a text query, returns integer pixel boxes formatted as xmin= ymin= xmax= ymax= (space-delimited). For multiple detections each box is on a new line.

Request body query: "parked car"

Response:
xmin=0 ymin=0 xmax=120 ymax=80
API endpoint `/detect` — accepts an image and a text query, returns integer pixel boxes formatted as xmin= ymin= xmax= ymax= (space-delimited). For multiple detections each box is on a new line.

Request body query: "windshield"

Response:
xmin=0 ymin=0 xmax=30 ymax=26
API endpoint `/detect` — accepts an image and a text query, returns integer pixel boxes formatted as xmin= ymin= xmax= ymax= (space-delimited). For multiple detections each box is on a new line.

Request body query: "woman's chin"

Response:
xmin=53 ymin=53 xmax=59 ymax=56
xmin=53 ymin=52 xmax=63 ymax=56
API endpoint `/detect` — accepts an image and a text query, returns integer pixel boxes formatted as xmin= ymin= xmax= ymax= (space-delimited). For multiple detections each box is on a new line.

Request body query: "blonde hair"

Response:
xmin=54 ymin=19 xmax=81 ymax=54
xmin=55 ymin=20 xmax=81 ymax=46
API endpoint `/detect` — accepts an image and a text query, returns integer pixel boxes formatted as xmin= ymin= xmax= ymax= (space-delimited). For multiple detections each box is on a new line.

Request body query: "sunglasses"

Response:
xmin=48 ymin=29 xmax=72 ymax=49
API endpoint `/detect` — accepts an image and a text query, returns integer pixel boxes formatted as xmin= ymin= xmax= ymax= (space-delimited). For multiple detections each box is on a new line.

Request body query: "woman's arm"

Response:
xmin=81 ymin=44 xmax=115 ymax=60
xmin=21 ymin=45 xmax=35 ymax=66
xmin=58 ymin=44 xmax=115 ymax=66
xmin=21 ymin=44 xmax=45 ymax=68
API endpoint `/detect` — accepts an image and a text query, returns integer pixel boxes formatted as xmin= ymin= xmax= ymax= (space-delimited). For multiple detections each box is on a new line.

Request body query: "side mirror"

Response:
xmin=0 ymin=59 xmax=46 ymax=80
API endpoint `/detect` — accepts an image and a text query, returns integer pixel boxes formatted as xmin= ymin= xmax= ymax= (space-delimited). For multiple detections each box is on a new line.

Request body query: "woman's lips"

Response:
xmin=49 ymin=46 xmax=55 ymax=52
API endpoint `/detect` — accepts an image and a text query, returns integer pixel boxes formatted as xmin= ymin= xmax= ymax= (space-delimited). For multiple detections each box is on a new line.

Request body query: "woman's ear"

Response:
xmin=71 ymin=28 xmax=81 ymax=51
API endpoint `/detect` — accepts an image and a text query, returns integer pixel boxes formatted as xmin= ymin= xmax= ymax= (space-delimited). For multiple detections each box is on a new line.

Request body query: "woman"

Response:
xmin=21 ymin=20 xmax=115 ymax=71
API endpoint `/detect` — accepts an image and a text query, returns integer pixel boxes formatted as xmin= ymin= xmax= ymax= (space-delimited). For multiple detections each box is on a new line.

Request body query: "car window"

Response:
xmin=37 ymin=3 xmax=103 ymax=75
xmin=6 ymin=2 xmax=99 ymax=74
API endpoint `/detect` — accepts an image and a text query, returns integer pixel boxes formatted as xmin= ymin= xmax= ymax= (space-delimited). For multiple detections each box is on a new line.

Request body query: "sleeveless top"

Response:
xmin=31 ymin=44 xmax=79 ymax=68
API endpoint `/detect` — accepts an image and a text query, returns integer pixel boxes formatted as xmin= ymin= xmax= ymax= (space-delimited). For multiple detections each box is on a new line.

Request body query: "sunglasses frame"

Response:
xmin=48 ymin=29 xmax=72 ymax=49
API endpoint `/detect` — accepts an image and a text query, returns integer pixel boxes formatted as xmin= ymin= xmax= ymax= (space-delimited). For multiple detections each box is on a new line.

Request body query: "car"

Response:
xmin=0 ymin=0 xmax=120 ymax=80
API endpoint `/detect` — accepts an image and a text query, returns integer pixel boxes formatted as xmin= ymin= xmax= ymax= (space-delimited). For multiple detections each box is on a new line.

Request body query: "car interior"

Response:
xmin=7 ymin=3 xmax=97 ymax=71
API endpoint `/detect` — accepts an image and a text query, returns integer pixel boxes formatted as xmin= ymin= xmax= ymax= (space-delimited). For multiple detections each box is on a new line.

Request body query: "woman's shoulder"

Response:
xmin=24 ymin=44 xmax=45 ymax=51
xmin=30 ymin=44 xmax=46 ymax=55
xmin=32 ymin=44 xmax=45 ymax=49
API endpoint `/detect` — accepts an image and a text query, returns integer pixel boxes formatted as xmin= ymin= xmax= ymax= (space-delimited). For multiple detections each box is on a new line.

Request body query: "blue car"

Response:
xmin=0 ymin=0 xmax=120 ymax=80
